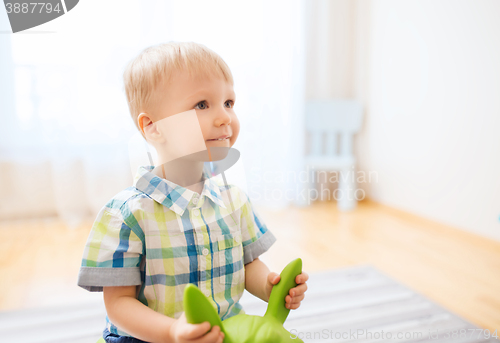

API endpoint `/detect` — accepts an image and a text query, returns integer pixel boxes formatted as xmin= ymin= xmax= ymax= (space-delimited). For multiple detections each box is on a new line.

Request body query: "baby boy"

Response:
xmin=78 ymin=42 xmax=308 ymax=343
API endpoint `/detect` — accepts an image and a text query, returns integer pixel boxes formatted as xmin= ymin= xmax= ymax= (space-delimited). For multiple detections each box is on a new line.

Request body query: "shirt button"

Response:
xmin=202 ymin=248 xmax=209 ymax=256
xmin=192 ymin=197 xmax=198 ymax=205
xmin=204 ymin=289 xmax=211 ymax=297
xmin=193 ymin=209 xmax=200 ymax=216
xmin=235 ymin=236 xmax=241 ymax=244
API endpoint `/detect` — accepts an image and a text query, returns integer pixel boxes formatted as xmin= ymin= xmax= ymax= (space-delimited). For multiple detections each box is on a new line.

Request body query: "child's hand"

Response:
xmin=168 ymin=312 xmax=224 ymax=343
xmin=266 ymin=271 xmax=309 ymax=310
xmin=286 ymin=272 xmax=309 ymax=310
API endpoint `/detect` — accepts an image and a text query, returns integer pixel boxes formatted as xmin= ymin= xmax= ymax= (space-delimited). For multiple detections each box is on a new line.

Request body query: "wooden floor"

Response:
xmin=1 ymin=200 xmax=499 ymax=332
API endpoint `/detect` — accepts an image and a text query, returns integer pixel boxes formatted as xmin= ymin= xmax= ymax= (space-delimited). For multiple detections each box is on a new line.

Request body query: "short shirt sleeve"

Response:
xmin=239 ymin=191 xmax=277 ymax=265
xmin=77 ymin=203 xmax=144 ymax=292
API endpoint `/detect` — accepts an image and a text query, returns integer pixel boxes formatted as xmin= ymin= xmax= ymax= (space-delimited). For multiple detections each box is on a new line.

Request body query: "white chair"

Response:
xmin=302 ymin=99 xmax=363 ymax=210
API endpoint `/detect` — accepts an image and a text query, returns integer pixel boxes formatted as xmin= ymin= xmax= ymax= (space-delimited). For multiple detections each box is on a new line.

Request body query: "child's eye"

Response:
xmin=195 ymin=101 xmax=208 ymax=110
xmin=224 ymin=100 xmax=234 ymax=108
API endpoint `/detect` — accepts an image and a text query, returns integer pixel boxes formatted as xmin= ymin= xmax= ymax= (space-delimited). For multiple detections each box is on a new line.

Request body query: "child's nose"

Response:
xmin=214 ymin=107 xmax=232 ymax=126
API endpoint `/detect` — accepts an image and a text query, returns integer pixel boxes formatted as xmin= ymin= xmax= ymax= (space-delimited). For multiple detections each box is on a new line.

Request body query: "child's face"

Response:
xmin=151 ymin=70 xmax=240 ymax=150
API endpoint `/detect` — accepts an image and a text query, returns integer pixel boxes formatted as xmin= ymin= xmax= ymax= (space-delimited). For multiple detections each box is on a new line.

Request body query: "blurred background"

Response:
xmin=1 ymin=0 xmax=499 ymax=340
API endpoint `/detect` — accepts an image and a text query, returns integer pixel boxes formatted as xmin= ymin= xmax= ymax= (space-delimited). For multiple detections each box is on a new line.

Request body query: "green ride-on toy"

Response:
xmin=184 ymin=258 xmax=303 ymax=343
xmin=97 ymin=258 xmax=303 ymax=343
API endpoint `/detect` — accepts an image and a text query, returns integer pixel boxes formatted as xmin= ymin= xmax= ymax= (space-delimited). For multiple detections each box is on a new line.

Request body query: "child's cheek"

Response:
xmin=230 ymin=121 xmax=240 ymax=146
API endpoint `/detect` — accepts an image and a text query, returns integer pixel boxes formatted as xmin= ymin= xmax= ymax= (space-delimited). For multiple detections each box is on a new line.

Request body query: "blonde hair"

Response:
xmin=123 ymin=42 xmax=234 ymax=134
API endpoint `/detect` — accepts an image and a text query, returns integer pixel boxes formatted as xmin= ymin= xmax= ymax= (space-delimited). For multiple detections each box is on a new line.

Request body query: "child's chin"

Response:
xmin=206 ymin=139 xmax=231 ymax=145
xmin=179 ymin=147 xmax=232 ymax=163
xmin=205 ymin=146 xmax=231 ymax=161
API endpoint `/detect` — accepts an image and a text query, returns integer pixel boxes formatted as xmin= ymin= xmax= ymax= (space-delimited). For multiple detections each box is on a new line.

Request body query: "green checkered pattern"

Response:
xmin=78 ymin=165 xmax=276 ymax=338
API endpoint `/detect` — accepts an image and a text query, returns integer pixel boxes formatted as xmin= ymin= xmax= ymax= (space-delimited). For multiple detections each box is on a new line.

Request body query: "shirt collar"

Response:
xmin=133 ymin=165 xmax=226 ymax=216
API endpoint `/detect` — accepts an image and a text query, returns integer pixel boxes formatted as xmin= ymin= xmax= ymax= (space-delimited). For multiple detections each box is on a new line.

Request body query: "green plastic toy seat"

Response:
xmin=184 ymin=258 xmax=304 ymax=343
xmin=96 ymin=258 xmax=303 ymax=343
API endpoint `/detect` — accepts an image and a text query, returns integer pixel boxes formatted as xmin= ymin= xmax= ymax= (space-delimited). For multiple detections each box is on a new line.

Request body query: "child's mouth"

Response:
xmin=207 ymin=137 xmax=231 ymax=142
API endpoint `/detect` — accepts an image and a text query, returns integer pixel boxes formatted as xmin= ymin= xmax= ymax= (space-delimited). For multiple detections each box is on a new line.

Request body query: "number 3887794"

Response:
xmin=5 ymin=2 xmax=62 ymax=14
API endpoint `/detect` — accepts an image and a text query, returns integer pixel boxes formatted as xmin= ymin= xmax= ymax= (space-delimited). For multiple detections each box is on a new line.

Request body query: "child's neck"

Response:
xmin=152 ymin=158 xmax=205 ymax=195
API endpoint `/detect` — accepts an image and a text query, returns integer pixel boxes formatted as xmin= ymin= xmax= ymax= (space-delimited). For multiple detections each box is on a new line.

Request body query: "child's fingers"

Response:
xmin=287 ymin=302 xmax=302 ymax=310
xmin=180 ymin=321 xmax=211 ymax=339
xmin=295 ymin=272 xmax=309 ymax=284
xmin=285 ymin=297 xmax=303 ymax=309
xmin=195 ymin=325 xmax=222 ymax=343
xmin=216 ymin=331 xmax=225 ymax=343
xmin=289 ymin=283 xmax=308 ymax=297
xmin=287 ymin=293 xmax=305 ymax=303
xmin=268 ymin=272 xmax=280 ymax=285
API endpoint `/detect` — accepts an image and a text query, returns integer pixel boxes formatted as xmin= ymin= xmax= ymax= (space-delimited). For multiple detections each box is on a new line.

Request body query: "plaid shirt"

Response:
xmin=77 ymin=165 xmax=276 ymax=337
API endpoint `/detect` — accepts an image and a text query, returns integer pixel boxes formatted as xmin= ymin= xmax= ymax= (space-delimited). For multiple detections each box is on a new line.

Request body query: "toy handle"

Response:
xmin=183 ymin=284 xmax=234 ymax=343
xmin=183 ymin=284 xmax=225 ymax=327
xmin=264 ymin=258 xmax=302 ymax=324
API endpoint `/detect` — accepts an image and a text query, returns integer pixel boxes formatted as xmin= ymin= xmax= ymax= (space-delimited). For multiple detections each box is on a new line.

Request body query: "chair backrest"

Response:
xmin=305 ymin=99 xmax=363 ymax=157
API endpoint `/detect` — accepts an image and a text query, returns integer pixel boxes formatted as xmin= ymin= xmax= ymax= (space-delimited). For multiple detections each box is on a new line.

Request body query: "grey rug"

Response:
xmin=1 ymin=265 xmax=495 ymax=343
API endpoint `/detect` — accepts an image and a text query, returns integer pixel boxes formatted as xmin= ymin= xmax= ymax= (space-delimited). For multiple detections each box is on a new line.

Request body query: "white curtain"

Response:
xmin=0 ymin=0 xmax=306 ymax=226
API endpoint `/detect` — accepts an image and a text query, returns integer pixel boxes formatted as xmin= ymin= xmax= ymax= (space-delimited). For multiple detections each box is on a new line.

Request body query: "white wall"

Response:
xmin=305 ymin=0 xmax=355 ymax=99
xmin=355 ymin=0 xmax=500 ymax=241
xmin=0 ymin=0 xmax=308 ymax=221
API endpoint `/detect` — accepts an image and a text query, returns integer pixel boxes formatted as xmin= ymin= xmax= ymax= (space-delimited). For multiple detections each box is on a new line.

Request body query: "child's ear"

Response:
xmin=138 ymin=112 xmax=164 ymax=143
